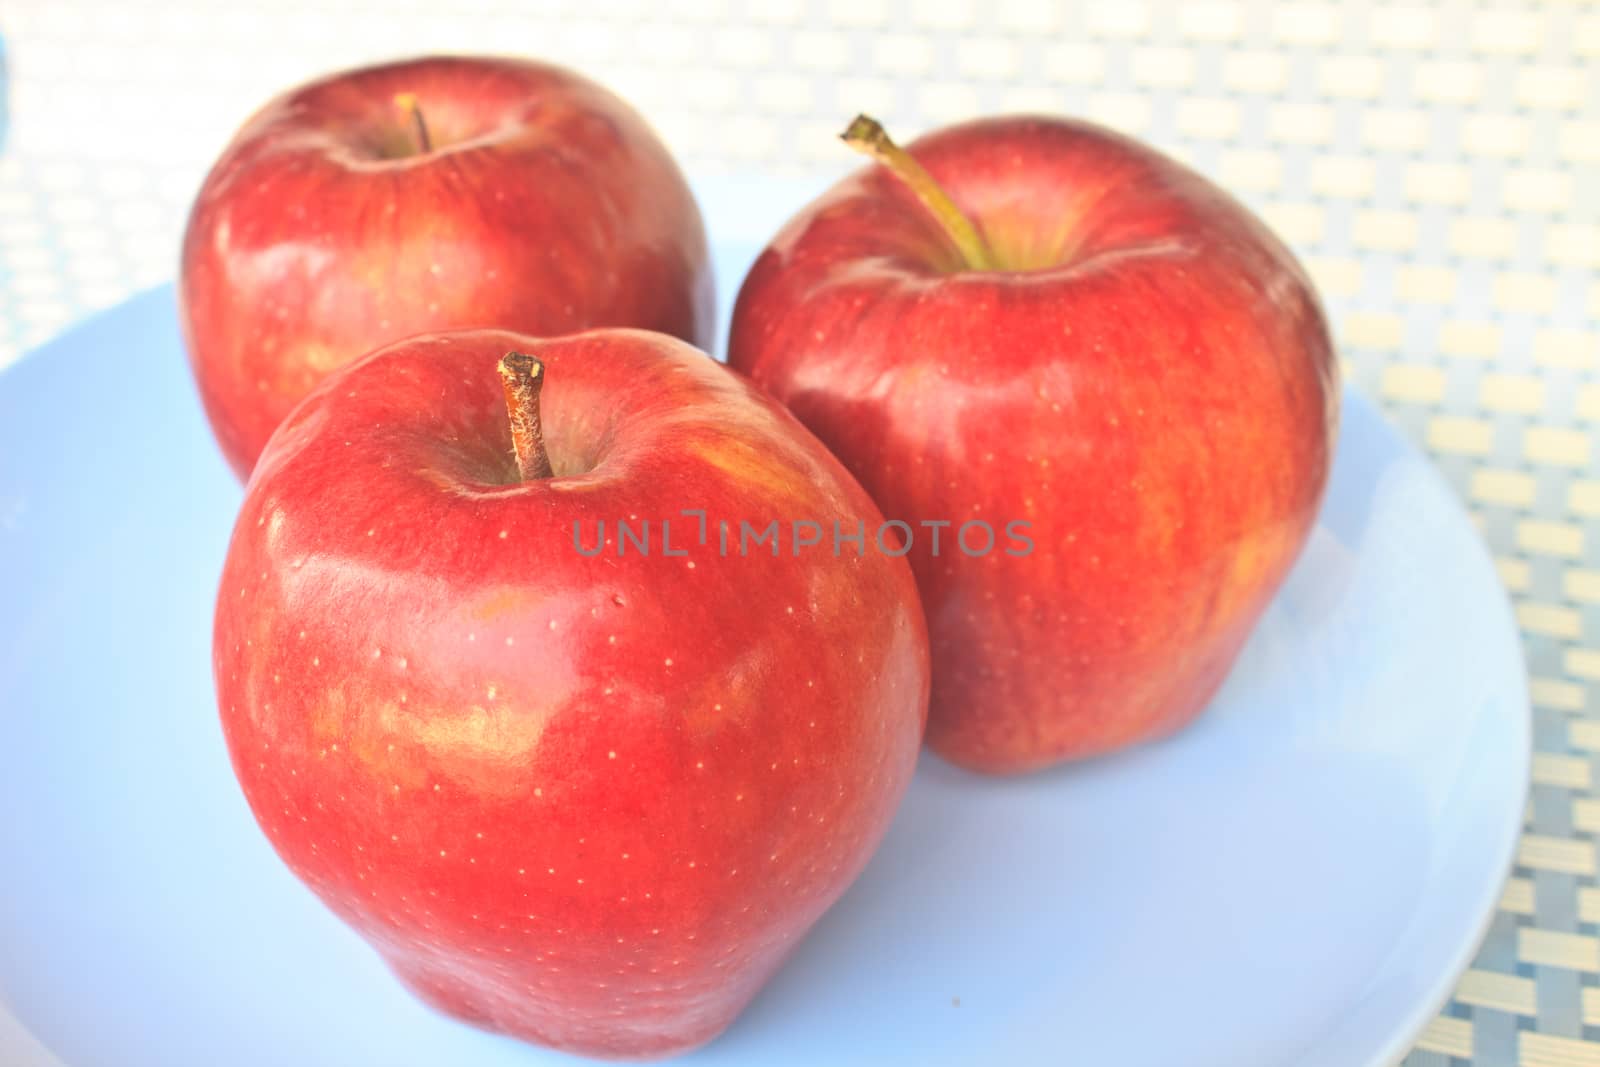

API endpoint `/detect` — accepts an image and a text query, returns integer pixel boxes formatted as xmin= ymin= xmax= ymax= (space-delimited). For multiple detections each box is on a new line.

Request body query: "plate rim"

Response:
xmin=1352 ymin=511 xmax=1531 ymax=1067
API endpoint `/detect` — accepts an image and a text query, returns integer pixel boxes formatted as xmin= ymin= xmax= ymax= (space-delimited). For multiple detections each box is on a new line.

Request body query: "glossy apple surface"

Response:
xmin=213 ymin=329 xmax=928 ymax=1057
xmin=182 ymin=55 xmax=712 ymax=480
xmin=730 ymin=116 xmax=1338 ymax=774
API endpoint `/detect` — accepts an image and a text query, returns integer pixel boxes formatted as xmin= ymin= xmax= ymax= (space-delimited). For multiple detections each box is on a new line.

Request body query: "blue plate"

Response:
xmin=0 ymin=214 xmax=1528 ymax=1066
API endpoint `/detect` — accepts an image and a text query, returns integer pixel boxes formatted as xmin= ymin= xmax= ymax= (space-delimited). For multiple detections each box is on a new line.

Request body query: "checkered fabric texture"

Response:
xmin=0 ymin=2 xmax=1595 ymax=1064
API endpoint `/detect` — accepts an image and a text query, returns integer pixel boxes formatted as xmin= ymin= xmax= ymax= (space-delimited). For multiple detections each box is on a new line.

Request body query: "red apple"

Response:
xmin=181 ymin=55 xmax=712 ymax=480
xmin=212 ymin=327 xmax=928 ymax=1058
xmin=729 ymin=115 xmax=1338 ymax=774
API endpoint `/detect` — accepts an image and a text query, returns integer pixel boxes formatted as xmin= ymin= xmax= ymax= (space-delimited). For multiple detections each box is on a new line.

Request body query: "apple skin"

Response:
xmin=181 ymin=55 xmax=713 ymax=481
xmin=212 ymin=329 xmax=928 ymax=1058
xmin=729 ymin=116 xmax=1338 ymax=774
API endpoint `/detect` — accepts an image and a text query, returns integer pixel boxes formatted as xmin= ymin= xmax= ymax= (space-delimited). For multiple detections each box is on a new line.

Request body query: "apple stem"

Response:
xmin=840 ymin=114 xmax=995 ymax=271
xmin=393 ymin=92 xmax=434 ymax=155
xmin=498 ymin=352 xmax=555 ymax=482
